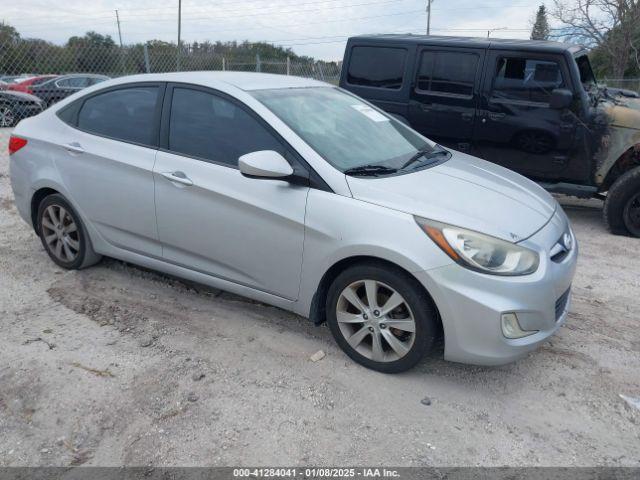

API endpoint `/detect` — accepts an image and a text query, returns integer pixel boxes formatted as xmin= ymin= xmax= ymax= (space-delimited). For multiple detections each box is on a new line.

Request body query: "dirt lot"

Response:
xmin=0 ymin=128 xmax=638 ymax=467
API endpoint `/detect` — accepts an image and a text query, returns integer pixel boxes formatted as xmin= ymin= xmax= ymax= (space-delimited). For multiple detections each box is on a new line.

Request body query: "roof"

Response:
xmin=104 ymin=71 xmax=327 ymax=91
xmin=350 ymin=34 xmax=585 ymax=55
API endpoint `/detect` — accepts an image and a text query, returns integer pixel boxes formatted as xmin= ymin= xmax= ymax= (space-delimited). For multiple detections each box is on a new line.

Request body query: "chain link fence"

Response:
xmin=0 ymin=39 xmax=342 ymax=138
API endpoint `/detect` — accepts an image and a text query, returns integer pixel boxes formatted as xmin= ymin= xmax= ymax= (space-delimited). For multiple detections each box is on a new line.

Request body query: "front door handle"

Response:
xmin=160 ymin=171 xmax=193 ymax=186
xmin=63 ymin=142 xmax=84 ymax=154
xmin=488 ymin=112 xmax=506 ymax=121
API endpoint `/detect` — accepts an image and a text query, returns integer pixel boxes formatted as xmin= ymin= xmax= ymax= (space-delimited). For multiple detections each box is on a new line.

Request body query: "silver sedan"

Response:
xmin=9 ymin=72 xmax=577 ymax=372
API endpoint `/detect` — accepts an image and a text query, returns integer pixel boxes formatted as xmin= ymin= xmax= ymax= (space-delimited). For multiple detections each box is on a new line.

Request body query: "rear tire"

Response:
xmin=37 ymin=194 xmax=102 ymax=269
xmin=0 ymin=104 xmax=15 ymax=127
xmin=603 ymin=166 xmax=640 ymax=237
xmin=326 ymin=262 xmax=438 ymax=373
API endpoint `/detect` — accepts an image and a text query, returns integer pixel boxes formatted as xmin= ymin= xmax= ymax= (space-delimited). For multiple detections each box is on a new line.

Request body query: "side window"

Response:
xmin=416 ymin=51 xmax=479 ymax=96
xmin=57 ymin=77 xmax=89 ymax=88
xmin=491 ymin=57 xmax=565 ymax=104
xmin=347 ymin=46 xmax=407 ymax=90
xmin=77 ymin=86 xmax=159 ymax=145
xmin=168 ymin=87 xmax=285 ymax=167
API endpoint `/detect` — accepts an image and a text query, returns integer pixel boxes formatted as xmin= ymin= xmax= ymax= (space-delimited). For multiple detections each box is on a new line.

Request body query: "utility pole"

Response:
xmin=115 ymin=10 xmax=123 ymax=48
xmin=177 ymin=0 xmax=182 ymax=71
xmin=115 ymin=10 xmax=125 ymax=73
xmin=426 ymin=0 xmax=433 ymax=35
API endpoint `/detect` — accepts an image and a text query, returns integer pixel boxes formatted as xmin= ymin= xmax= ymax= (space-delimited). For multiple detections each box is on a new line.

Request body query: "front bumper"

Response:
xmin=416 ymin=208 xmax=578 ymax=366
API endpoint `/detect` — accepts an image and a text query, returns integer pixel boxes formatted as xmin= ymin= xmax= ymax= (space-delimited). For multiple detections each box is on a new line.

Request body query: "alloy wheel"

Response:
xmin=336 ymin=279 xmax=416 ymax=362
xmin=41 ymin=204 xmax=80 ymax=263
xmin=0 ymin=106 xmax=14 ymax=128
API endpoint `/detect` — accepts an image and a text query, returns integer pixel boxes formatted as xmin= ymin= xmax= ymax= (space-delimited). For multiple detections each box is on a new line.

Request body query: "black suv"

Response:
xmin=340 ymin=34 xmax=640 ymax=237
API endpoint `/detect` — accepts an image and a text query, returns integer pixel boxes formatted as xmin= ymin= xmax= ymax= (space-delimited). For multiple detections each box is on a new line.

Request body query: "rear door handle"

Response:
xmin=160 ymin=171 xmax=193 ymax=186
xmin=64 ymin=142 xmax=84 ymax=154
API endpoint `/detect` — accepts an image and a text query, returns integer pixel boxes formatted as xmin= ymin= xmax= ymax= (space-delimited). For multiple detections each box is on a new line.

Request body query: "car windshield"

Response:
xmin=251 ymin=87 xmax=436 ymax=173
xmin=574 ymin=54 xmax=597 ymax=90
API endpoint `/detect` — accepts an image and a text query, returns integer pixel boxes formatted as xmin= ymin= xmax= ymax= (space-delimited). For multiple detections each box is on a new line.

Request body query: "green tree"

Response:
xmin=531 ymin=5 xmax=551 ymax=40
xmin=66 ymin=31 xmax=119 ymax=73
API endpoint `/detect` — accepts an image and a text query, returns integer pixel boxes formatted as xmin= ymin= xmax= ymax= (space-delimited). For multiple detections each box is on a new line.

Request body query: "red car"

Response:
xmin=6 ymin=75 xmax=58 ymax=94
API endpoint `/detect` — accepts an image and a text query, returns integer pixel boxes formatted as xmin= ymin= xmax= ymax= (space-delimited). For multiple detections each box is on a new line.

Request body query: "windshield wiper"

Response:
xmin=343 ymin=164 xmax=398 ymax=177
xmin=400 ymin=146 xmax=449 ymax=170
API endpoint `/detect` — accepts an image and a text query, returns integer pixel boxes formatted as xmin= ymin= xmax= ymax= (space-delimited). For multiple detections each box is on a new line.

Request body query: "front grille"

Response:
xmin=555 ymin=287 xmax=571 ymax=321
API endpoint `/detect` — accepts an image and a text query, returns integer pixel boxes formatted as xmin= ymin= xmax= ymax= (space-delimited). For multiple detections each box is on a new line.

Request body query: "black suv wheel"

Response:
xmin=604 ymin=166 xmax=640 ymax=237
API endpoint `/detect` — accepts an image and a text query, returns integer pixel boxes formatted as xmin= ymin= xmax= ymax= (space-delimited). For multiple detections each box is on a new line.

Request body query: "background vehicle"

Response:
xmin=9 ymin=72 xmax=576 ymax=373
xmin=30 ymin=73 xmax=110 ymax=106
xmin=0 ymin=90 xmax=44 ymax=127
xmin=340 ymin=35 xmax=640 ymax=237
xmin=5 ymin=75 xmax=58 ymax=94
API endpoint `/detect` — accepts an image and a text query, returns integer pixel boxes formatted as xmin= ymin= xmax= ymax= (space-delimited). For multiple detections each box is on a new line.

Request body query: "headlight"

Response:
xmin=415 ymin=217 xmax=539 ymax=276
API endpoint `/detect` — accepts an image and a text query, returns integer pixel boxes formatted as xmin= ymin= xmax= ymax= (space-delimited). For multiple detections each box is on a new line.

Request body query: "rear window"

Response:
xmin=347 ymin=46 xmax=407 ymax=90
xmin=416 ymin=51 xmax=479 ymax=96
xmin=77 ymin=86 xmax=159 ymax=145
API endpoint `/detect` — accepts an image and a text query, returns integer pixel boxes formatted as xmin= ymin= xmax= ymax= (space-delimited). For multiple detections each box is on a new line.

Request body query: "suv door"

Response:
xmin=55 ymin=83 xmax=164 ymax=255
xmin=408 ymin=47 xmax=484 ymax=153
xmin=474 ymin=51 xmax=578 ymax=180
xmin=154 ymin=84 xmax=309 ymax=300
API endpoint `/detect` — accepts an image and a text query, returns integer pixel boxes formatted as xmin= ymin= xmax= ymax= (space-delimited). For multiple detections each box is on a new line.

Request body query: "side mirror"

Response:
xmin=239 ymin=150 xmax=294 ymax=179
xmin=549 ymin=88 xmax=573 ymax=109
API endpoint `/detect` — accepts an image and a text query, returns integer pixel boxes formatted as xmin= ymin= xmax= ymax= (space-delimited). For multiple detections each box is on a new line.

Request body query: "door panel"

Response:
xmin=56 ymin=127 xmax=161 ymax=255
xmin=153 ymin=84 xmax=308 ymax=300
xmin=408 ymin=47 xmax=484 ymax=153
xmin=474 ymin=52 xmax=579 ymax=180
xmin=154 ymin=151 xmax=308 ymax=300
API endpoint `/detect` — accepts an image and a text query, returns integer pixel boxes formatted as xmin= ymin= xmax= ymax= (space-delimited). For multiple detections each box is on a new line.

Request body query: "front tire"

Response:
xmin=37 ymin=194 xmax=102 ymax=269
xmin=326 ymin=262 xmax=438 ymax=373
xmin=604 ymin=166 xmax=640 ymax=237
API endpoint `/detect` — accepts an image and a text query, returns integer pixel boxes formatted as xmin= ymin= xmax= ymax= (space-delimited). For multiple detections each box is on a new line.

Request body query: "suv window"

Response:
xmin=168 ymin=87 xmax=284 ymax=167
xmin=416 ymin=51 xmax=479 ymax=96
xmin=347 ymin=46 xmax=406 ymax=89
xmin=77 ymin=86 xmax=159 ymax=145
xmin=492 ymin=57 xmax=565 ymax=103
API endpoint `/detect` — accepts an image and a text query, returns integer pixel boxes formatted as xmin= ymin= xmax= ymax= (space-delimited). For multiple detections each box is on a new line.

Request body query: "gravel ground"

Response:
xmin=0 ymin=128 xmax=638 ymax=467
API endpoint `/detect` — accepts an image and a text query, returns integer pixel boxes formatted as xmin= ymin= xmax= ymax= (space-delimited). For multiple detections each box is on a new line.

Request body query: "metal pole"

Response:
xmin=115 ymin=10 xmax=125 ymax=73
xmin=426 ymin=0 xmax=432 ymax=35
xmin=222 ymin=57 xmax=226 ymax=71
xmin=177 ymin=0 xmax=182 ymax=71
xmin=143 ymin=44 xmax=151 ymax=73
xmin=286 ymin=56 xmax=290 ymax=75
xmin=256 ymin=53 xmax=261 ymax=72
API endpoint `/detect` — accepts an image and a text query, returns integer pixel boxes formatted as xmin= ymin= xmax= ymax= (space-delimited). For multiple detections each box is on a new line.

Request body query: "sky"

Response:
xmin=2 ymin=0 xmax=555 ymax=60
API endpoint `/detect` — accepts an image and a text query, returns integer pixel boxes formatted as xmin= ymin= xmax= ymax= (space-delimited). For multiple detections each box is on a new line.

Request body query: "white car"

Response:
xmin=9 ymin=72 xmax=577 ymax=372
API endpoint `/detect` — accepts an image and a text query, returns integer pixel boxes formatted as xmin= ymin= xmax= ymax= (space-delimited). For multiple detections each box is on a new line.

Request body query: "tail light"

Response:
xmin=8 ymin=136 xmax=28 ymax=155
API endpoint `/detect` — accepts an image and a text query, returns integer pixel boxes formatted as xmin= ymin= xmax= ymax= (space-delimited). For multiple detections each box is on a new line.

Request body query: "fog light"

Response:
xmin=501 ymin=313 xmax=537 ymax=339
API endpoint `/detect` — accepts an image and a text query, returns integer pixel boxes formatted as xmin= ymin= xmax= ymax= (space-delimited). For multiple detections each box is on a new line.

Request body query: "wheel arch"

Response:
xmin=30 ymin=186 xmax=60 ymax=233
xmin=600 ymin=144 xmax=640 ymax=192
xmin=308 ymin=255 xmax=443 ymax=336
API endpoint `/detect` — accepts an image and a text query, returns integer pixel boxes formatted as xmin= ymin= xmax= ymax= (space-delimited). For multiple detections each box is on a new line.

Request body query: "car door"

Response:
xmin=474 ymin=51 xmax=579 ymax=180
xmin=407 ymin=47 xmax=484 ymax=153
xmin=55 ymin=83 xmax=164 ymax=256
xmin=153 ymin=84 xmax=309 ymax=300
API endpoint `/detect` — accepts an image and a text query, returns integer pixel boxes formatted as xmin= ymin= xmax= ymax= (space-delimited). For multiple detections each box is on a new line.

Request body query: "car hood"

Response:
xmin=0 ymin=90 xmax=42 ymax=103
xmin=346 ymin=152 xmax=557 ymax=242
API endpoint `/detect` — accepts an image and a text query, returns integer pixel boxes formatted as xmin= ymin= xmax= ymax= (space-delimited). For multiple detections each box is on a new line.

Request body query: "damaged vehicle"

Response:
xmin=340 ymin=35 xmax=640 ymax=237
xmin=9 ymin=72 xmax=577 ymax=372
